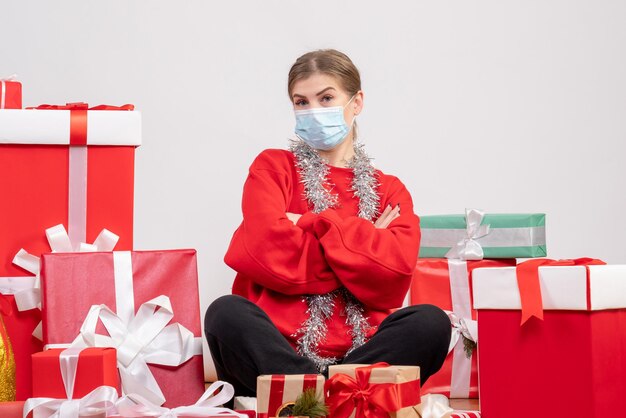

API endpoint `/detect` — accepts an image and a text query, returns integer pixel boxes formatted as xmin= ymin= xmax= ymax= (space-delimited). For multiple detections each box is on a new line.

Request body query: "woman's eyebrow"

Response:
xmin=292 ymin=87 xmax=335 ymax=100
xmin=316 ymin=87 xmax=335 ymax=96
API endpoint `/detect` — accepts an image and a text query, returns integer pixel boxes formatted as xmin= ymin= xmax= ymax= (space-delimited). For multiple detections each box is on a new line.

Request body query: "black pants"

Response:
xmin=205 ymin=295 xmax=451 ymax=397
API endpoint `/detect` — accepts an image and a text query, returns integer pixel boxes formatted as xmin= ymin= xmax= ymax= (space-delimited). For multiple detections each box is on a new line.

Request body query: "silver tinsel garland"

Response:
xmin=289 ymin=139 xmax=381 ymax=372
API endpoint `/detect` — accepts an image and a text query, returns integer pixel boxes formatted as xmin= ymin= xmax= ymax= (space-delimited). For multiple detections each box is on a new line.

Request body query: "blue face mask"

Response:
xmin=294 ymin=96 xmax=356 ymax=151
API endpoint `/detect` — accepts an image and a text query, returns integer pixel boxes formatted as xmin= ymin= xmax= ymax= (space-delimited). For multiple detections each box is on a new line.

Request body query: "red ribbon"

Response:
xmin=517 ymin=258 xmax=606 ymax=325
xmin=26 ymin=102 xmax=134 ymax=145
xmin=325 ymin=362 xmax=421 ymax=418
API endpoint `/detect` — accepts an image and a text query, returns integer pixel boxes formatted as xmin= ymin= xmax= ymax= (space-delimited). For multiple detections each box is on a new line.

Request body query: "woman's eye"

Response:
xmin=295 ymin=100 xmax=308 ymax=106
xmin=321 ymin=95 xmax=334 ymax=103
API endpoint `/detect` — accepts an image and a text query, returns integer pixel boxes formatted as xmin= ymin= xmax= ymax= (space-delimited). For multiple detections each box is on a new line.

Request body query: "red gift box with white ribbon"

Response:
xmin=0 ymin=103 xmax=140 ymax=400
xmin=40 ymin=249 xmax=205 ymax=408
xmin=32 ymin=347 xmax=120 ymax=399
xmin=473 ymin=259 xmax=626 ymax=418
xmin=410 ymin=258 xmax=515 ymax=399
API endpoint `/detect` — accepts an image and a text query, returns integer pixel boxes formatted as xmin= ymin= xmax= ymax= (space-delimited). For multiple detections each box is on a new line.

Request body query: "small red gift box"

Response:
xmin=0 ymin=104 xmax=140 ymax=400
xmin=0 ymin=401 xmax=25 ymax=418
xmin=473 ymin=260 xmax=626 ymax=418
xmin=32 ymin=348 xmax=119 ymax=399
xmin=410 ymin=258 xmax=515 ymax=398
xmin=256 ymin=374 xmax=324 ymax=418
xmin=0 ymin=77 xmax=21 ymax=109
xmin=40 ymin=249 xmax=204 ymax=408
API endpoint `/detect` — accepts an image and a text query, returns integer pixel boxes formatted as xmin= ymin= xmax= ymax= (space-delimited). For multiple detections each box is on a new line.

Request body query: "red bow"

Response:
xmin=517 ymin=257 xmax=606 ymax=325
xmin=325 ymin=363 xmax=421 ymax=418
xmin=27 ymin=102 xmax=134 ymax=110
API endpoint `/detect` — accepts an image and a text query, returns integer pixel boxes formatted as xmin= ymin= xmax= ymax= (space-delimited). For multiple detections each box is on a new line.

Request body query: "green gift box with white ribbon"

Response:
xmin=418 ymin=209 xmax=546 ymax=259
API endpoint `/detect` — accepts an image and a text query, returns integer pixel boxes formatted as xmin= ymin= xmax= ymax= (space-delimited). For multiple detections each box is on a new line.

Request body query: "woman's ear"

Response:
xmin=354 ymin=90 xmax=364 ymax=115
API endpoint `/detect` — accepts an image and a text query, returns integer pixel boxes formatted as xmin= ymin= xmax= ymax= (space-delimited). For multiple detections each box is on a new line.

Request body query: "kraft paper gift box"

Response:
xmin=472 ymin=259 xmax=626 ymax=418
xmin=31 ymin=348 xmax=119 ymax=399
xmin=256 ymin=374 xmax=324 ymax=418
xmin=326 ymin=363 xmax=421 ymax=418
xmin=409 ymin=258 xmax=515 ymax=398
xmin=418 ymin=210 xmax=546 ymax=259
xmin=40 ymin=249 xmax=205 ymax=408
xmin=0 ymin=103 xmax=140 ymax=400
xmin=0 ymin=76 xmax=22 ymax=109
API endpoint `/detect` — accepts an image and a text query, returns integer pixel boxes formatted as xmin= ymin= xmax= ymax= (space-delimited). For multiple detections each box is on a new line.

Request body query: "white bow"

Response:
xmin=445 ymin=209 xmax=490 ymax=260
xmin=116 ymin=381 xmax=247 ymax=418
xmin=416 ymin=394 xmax=454 ymax=418
xmin=10 ymin=224 xmax=119 ymax=312
xmin=70 ymin=295 xmax=201 ymax=406
xmin=0 ymin=224 xmax=118 ymax=340
xmin=446 ymin=311 xmax=478 ymax=355
xmin=23 ymin=385 xmax=119 ymax=418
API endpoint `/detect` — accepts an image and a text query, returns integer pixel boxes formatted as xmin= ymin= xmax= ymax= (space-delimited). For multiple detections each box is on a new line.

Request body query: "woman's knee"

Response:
xmin=406 ymin=304 xmax=452 ymax=349
xmin=204 ymin=294 xmax=251 ymax=336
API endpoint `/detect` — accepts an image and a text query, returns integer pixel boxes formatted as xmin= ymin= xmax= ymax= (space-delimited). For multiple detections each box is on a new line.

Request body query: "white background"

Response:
xmin=3 ymin=1 xmax=625 ymax=379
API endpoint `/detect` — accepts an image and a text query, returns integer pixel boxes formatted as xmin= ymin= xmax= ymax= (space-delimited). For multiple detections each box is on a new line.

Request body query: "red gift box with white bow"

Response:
xmin=0 ymin=103 xmax=140 ymax=400
xmin=473 ymin=259 xmax=626 ymax=418
xmin=410 ymin=258 xmax=515 ymax=398
xmin=40 ymin=249 xmax=205 ymax=408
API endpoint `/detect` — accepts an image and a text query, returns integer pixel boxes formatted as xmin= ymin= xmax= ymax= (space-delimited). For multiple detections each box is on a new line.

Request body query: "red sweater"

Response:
xmin=224 ymin=148 xmax=420 ymax=359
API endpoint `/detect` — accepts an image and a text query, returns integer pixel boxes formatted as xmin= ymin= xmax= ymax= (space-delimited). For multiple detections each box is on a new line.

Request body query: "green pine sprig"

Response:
xmin=463 ymin=335 xmax=477 ymax=358
xmin=290 ymin=388 xmax=329 ymax=417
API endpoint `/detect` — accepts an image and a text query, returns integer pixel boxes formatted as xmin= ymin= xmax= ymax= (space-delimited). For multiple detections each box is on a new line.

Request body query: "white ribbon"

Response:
xmin=445 ymin=209 xmax=490 ymax=260
xmin=58 ymin=347 xmax=86 ymax=400
xmin=69 ymin=294 xmax=201 ymax=406
xmin=446 ymin=312 xmax=478 ymax=355
xmin=1 ymin=74 xmax=17 ymax=109
xmin=447 ymin=260 xmax=475 ymax=398
xmin=116 ymin=381 xmax=247 ymax=418
xmin=23 ymin=385 xmax=119 ymax=418
xmin=416 ymin=394 xmax=454 ymax=418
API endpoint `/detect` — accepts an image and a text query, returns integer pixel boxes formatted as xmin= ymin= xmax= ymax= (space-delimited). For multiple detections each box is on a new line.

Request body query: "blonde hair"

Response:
xmin=287 ymin=49 xmax=362 ymax=99
xmin=288 ymin=50 xmax=362 ymax=140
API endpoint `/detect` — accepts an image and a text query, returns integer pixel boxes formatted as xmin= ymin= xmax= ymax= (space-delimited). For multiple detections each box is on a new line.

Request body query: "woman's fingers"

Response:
xmin=286 ymin=212 xmax=302 ymax=224
xmin=375 ymin=204 xmax=401 ymax=229
xmin=380 ymin=205 xmax=401 ymax=228
xmin=374 ymin=204 xmax=393 ymax=228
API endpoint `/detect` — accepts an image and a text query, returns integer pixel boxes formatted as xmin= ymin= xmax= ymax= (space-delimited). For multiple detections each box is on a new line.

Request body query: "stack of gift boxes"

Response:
xmin=0 ymin=78 xmax=247 ymax=417
xmin=2 ymin=77 xmax=625 ymax=418
xmin=411 ymin=210 xmax=626 ymax=418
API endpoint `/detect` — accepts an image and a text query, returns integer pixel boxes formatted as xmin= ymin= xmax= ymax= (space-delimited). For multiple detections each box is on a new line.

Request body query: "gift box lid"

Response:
xmin=472 ymin=264 xmax=626 ymax=311
xmin=0 ymin=109 xmax=141 ymax=146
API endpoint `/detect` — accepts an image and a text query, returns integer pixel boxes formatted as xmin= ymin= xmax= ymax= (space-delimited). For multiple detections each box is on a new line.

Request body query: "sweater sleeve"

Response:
xmin=300 ymin=176 xmax=420 ymax=310
xmin=224 ymin=152 xmax=342 ymax=295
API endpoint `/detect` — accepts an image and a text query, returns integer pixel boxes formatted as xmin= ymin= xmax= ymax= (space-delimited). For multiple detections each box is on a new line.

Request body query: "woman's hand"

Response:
xmin=374 ymin=204 xmax=400 ymax=229
xmin=286 ymin=212 xmax=302 ymax=224
xmin=287 ymin=205 xmax=399 ymax=228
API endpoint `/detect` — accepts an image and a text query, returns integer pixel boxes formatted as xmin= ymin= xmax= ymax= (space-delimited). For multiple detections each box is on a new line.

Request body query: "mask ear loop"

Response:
xmin=345 ymin=92 xmax=360 ymax=142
